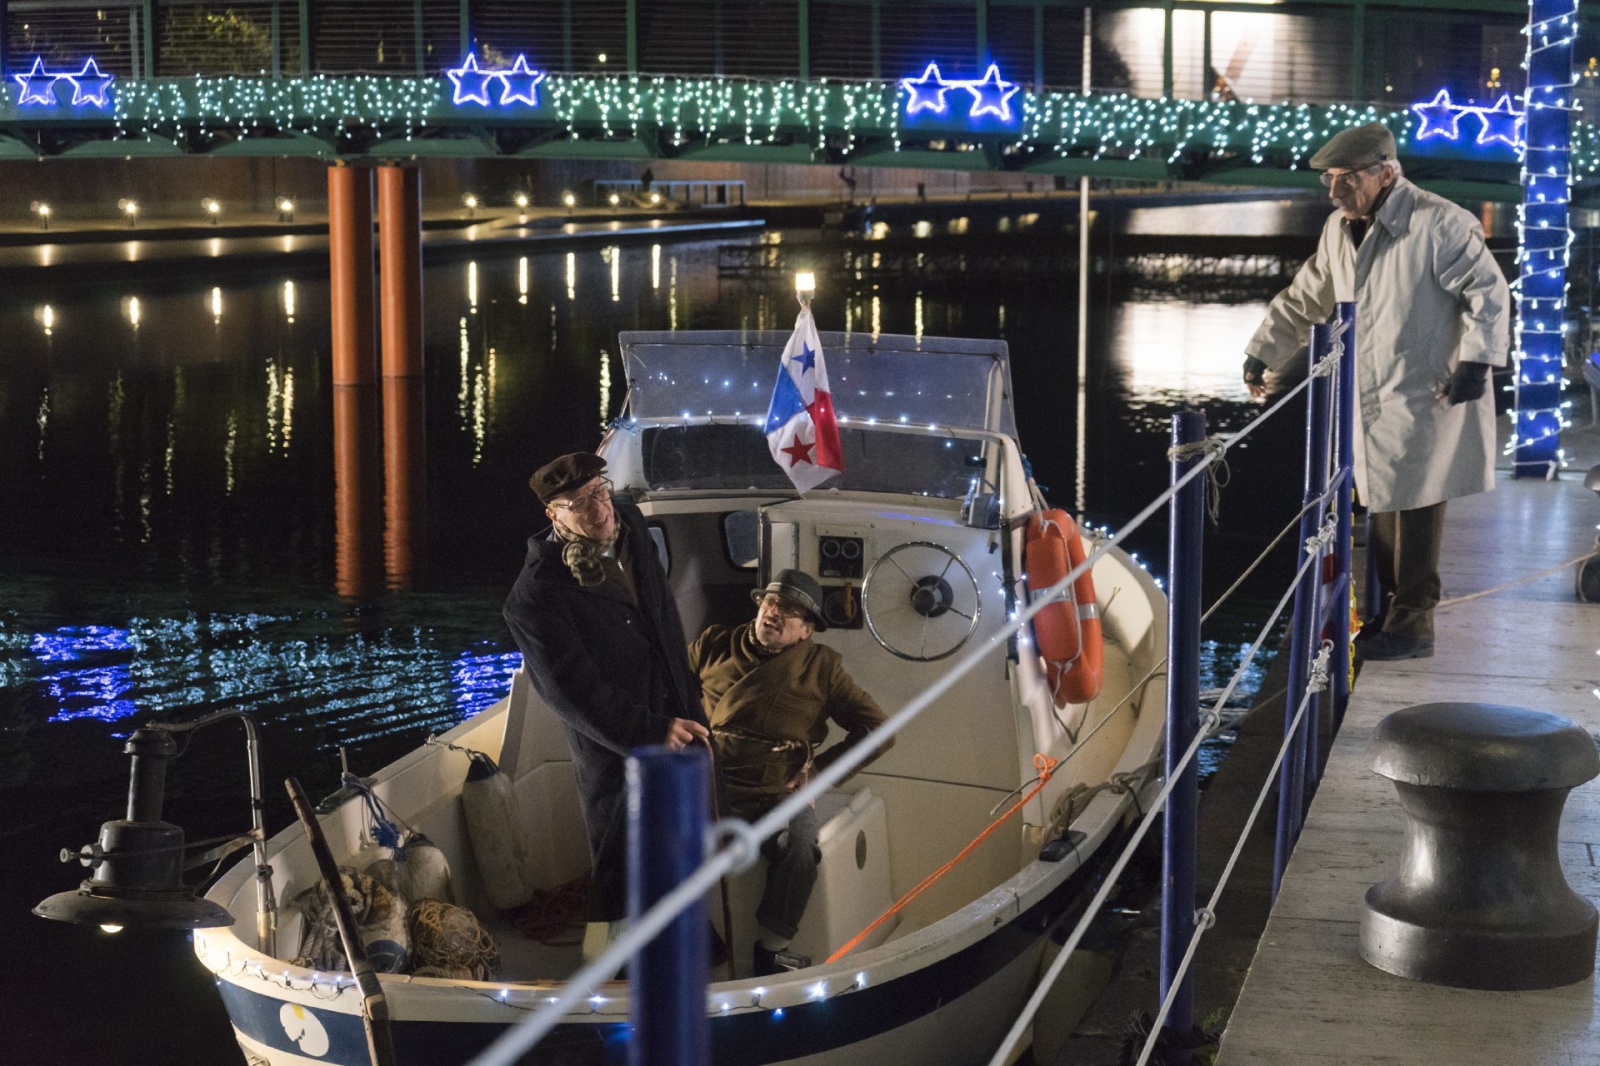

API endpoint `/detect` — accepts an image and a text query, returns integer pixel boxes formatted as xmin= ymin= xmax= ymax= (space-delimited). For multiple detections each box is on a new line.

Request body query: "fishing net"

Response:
xmin=409 ymin=899 xmax=499 ymax=981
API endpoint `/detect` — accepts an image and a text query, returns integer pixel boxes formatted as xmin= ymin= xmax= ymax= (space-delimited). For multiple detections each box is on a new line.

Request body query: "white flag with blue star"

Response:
xmin=763 ymin=307 xmax=844 ymax=493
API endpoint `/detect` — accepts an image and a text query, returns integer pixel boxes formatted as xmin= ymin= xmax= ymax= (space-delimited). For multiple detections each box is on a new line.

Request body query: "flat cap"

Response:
xmin=529 ymin=452 xmax=606 ymax=504
xmin=1310 ymin=122 xmax=1397 ymax=171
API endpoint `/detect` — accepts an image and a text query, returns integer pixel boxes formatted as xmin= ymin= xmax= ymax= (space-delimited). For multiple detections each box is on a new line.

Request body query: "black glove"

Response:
xmin=1242 ymin=356 xmax=1269 ymax=388
xmin=1444 ymin=361 xmax=1489 ymax=405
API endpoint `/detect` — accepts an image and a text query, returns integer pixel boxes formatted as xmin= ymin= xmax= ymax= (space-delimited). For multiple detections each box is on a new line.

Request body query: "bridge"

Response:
xmin=0 ymin=0 xmax=1594 ymax=201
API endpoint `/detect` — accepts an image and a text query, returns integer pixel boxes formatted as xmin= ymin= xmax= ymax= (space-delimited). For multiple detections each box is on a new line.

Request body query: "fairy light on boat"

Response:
xmin=773 ymin=1008 xmax=785 ymax=1019
xmin=808 ymin=981 xmax=828 ymax=1000
xmin=855 ymin=972 xmax=867 ymax=990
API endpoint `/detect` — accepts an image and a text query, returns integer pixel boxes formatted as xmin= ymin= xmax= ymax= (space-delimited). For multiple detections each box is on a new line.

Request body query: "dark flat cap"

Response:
xmin=530 ymin=452 xmax=606 ymax=504
xmin=752 ymin=568 xmax=828 ymax=631
xmin=1310 ymin=122 xmax=1397 ymax=170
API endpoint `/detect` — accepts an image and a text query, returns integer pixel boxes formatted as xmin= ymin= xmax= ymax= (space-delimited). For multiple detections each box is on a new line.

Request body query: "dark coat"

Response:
xmin=503 ymin=501 xmax=703 ymax=920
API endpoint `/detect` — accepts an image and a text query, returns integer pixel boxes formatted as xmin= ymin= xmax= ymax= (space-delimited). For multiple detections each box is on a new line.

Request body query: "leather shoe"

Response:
xmin=753 ymin=944 xmax=811 ymax=977
xmin=1356 ymin=632 xmax=1433 ymax=661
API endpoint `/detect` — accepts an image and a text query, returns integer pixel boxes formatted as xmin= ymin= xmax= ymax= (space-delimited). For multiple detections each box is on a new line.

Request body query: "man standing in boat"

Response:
xmin=504 ymin=452 xmax=708 ymax=961
xmin=1242 ymin=122 xmax=1510 ymax=661
xmin=689 ymin=569 xmax=892 ymax=976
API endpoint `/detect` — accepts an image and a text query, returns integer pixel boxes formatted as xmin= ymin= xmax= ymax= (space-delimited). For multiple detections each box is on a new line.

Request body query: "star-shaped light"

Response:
xmin=781 ymin=437 xmax=815 ymax=467
xmin=964 ymin=64 xmax=1019 ymax=121
xmin=902 ymin=63 xmax=954 ymax=115
xmin=497 ymin=54 xmax=546 ymax=107
xmin=1411 ymin=89 xmax=1462 ymax=141
xmin=1474 ymin=93 xmax=1524 ymax=148
xmin=795 ymin=342 xmax=817 ymax=375
xmin=447 ymin=53 xmax=495 ymax=107
xmin=62 ymin=57 xmax=114 ymax=108
xmin=13 ymin=57 xmax=58 ymax=107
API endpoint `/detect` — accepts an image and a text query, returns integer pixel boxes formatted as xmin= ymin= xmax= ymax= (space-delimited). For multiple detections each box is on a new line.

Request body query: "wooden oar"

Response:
xmin=285 ymin=777 xmax=397 ymax=1066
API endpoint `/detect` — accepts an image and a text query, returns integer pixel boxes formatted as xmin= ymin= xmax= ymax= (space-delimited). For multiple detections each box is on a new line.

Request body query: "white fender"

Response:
xmin=460 ymin=754 xmax=536 ymax=910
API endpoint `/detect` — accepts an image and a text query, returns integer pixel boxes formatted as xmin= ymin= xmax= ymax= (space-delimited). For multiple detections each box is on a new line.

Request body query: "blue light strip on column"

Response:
xmin=1513 ymin=0 xmax=1578 ymax=477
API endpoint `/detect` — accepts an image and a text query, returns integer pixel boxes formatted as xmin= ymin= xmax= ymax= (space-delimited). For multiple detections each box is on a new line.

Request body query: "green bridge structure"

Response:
xmin=1 ymin=0 xmax=1597 ymax=203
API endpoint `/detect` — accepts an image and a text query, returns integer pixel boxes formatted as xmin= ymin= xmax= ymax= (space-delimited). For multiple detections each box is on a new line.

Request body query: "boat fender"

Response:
xmin=460 ymin=751 xmax=536 ymax=911
xmin=403 ymin=833 xmax=455 ymax=904
xmin=1024 ymin=510 xmax=1104 ymax=707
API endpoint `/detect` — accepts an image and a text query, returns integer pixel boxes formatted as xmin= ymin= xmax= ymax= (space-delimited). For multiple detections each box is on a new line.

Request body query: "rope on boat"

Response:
xmin=1130 ymin=640 xmax=1334 ymax=1066
xmin=410 ymin=899 xmax=500 ymax=981
xmin=822 ymin=754 xmax=1060 ymax=966
xmin=467 ymin=368 xmax=1326 ymax=1066
xmin=510 ymin=876 xmax=589 ymax=946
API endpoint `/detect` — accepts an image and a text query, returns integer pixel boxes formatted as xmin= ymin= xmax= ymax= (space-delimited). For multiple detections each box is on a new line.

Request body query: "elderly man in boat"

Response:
xmin=504 ymin=452 xmax=708 ymax=963
xmin=689 ymin=569 xmax=893 ymax=976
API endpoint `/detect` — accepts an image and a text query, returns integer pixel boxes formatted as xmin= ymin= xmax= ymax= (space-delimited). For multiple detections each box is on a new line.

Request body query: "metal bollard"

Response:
xmin=628 ymin=745 xmax=711 ymax=1066
xmin=1360 ymin=702 xmax=1600 ymax=990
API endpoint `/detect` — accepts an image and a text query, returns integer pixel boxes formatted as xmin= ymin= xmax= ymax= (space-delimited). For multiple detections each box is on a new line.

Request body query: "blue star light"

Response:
xmin=1411 ymin=89 xmax=1463 ymax=140
xmin=12 ymin=57 xmax=59 ymax=106
xmin=497 ymin=54 xmax=546 ymax=107
xmin=62 ymin=57 xmax=115 ymax=108
xmin=902 ymin=63 xmax=954 ymax=115
xmin=447 ymin=53 xmax=495 ymax=107
xmin=1475 ymin=94 xmax=1524 ymax=147
xmin=964 ymin=64 xmax=1019 ymax=121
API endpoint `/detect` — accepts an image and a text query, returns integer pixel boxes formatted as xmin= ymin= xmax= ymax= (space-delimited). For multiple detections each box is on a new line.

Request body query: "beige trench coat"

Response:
xmin=1245 ymin=178 xmax=1510 ymax=513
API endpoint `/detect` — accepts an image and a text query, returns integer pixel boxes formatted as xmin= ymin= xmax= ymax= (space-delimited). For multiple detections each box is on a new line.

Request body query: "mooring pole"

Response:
xmin=628 ymin=746 xmax=710 ymax=1066
xmin=328 ymin=164 xmax=376 ymax=387
xmin=1331 ymin=302 xmax=1357 ymax=727
xmin=1162 ymin=409 xmax=1205 ymax=1052
xmin=1274 ymin=325 xmax=1331 ymax=896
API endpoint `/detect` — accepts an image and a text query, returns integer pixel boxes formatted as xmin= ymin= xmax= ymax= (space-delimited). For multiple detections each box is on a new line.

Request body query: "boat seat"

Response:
xmin=712 ymin=787 xmax=897 ymax=971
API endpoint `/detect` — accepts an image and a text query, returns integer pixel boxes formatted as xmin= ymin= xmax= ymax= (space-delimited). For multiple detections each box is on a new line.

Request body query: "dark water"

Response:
xmin=0 ymin=209 xmax=1306 ymax=1064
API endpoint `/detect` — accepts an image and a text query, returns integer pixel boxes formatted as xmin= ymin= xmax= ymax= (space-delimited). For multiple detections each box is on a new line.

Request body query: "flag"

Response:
xmin=763 ymin=306 xmax=844 ymax=492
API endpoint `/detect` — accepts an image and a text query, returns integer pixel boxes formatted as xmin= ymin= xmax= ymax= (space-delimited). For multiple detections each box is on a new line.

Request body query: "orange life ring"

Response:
xmin=1024 ymin=510 xmax=1103 ymax=707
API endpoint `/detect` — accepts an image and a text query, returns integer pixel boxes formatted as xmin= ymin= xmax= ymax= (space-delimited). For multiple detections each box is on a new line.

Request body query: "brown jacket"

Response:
xmin=688 ymin=623 xmax=892 ymax=817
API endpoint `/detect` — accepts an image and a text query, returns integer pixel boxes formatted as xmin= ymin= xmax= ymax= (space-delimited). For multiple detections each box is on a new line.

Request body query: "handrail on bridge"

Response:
xmin=463 ymin=302 xmax=1360 ymax=1066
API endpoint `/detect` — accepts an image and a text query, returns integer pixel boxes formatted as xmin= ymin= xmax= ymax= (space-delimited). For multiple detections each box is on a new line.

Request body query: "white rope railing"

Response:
xmin=1131 ymin=640 xmax=1333 ymax=1066
xmin=470 ymin=354 xmax=1332 ymax=1066
xmin=986 ymin=502 xmax=1335 ymax=1066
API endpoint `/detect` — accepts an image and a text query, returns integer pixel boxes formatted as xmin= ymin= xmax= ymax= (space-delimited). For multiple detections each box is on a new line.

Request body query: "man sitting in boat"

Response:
xmin=688 ymin=569 xmax=893 ymax=976
xmin=504 ymin=452 xmax=709 ymax=963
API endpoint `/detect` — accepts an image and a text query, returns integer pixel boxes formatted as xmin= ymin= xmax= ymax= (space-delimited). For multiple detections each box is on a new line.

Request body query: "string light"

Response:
xmin=1511 ymin=0 xmax=1578 ymax=477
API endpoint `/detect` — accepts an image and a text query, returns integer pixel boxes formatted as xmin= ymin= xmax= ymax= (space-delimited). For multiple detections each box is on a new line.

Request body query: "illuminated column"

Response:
xmin=378 ymin=165 xmax=424 ymax=378
xmin=328 ymin=164 xmax=376 ymax=387
xmin=1513 ymin=0 xmax=1578 ymax=478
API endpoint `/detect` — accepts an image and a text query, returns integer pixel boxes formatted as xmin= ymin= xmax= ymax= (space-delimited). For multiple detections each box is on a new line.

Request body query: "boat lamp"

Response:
xmin=795 ymin=271 xmax=816 ymax=305
xmin=34 ymin=711 xmax=277 ymax=954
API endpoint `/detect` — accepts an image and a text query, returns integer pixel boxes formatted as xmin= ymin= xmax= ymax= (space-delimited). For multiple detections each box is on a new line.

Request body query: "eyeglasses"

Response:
xmin=757 ymin=594 xmax=808 ymax=621
xmin=1319 ymin=163 xmax=1381 ymax=188
xmin=550 ymin=478 xmax=614 ymax=514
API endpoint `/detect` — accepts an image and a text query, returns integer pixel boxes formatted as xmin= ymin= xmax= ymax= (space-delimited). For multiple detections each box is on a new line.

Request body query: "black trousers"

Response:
xmin=1368 ymin=501 xmax=1447 ymax=641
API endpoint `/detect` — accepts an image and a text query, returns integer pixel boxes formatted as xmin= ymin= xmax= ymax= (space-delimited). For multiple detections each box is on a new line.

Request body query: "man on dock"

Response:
xmin=504 ymin=452 xmax=707 ymax=961
xmin=1242 ymin=122 xmax=1510 ymax=661
xmin=689 ymin=569 xmax=892 ymax=976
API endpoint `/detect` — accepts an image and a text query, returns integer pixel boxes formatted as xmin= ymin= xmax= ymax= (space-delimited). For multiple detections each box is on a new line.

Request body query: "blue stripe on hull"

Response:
xmin=218 ymin=850 xmax=1109 ymax=1065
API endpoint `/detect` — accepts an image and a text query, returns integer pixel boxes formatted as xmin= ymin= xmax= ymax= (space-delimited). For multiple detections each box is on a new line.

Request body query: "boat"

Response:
xmin=193 ymin=328 xmax=1169 ymax=1065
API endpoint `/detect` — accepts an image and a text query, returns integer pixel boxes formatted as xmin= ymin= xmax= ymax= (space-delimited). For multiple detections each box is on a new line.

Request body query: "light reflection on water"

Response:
xmin=0 ymin=228 xmax=1291 ymax=786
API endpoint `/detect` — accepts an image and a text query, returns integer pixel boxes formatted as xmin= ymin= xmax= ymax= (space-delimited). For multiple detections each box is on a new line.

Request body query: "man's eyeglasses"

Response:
xmin=757 ymin=595 xmax=808 ymax=621
xmin=1319 ymin=163 xmax=1381 ymax=189
xmin=550 ymin=478 xmax=614 ymax=515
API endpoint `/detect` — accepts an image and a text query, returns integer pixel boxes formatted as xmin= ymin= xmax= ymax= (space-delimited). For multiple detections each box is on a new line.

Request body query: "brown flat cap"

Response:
xmin=1310 ymin=122 xmax=1397 ymax=171
xmin=529 ymin=452 xmax=606 ymax=504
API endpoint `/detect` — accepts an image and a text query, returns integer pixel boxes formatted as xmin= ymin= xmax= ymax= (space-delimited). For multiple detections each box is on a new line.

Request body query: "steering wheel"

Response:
xmin=861 ymin=541 xmax=981 ymax=661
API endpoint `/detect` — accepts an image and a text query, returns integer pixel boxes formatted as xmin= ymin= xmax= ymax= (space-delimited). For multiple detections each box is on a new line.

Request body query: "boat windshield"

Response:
xmin=619 ymin=330 xmax=1018 ymax=438
xmin=628 ymin=422 xmax=990 ymax=498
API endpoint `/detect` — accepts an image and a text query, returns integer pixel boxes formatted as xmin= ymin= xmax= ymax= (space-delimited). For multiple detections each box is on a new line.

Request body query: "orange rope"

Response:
xmin=824 ymin=754 xmax=1059 ymax=965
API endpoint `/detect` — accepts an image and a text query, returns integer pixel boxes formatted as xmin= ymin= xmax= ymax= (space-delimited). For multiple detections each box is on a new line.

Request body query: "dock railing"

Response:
xmin=466 ymin=303 xmax=1359 ymax=1066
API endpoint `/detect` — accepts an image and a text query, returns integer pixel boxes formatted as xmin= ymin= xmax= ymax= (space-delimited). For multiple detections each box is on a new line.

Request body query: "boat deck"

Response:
xmin=1216 ymin=423 xmax=1600 ymax=1066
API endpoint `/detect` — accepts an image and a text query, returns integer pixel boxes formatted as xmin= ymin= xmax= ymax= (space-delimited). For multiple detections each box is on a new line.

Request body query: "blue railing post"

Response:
xmin=627 ymin=746 xmax=710 ymax=1066
xmin=1273 ymin=326 xmax=1332 ymax=897
xmin=1332 ymin=302 xmax=1357 ymax=725
xmin=1302 ymin=328 xmax=1332 ymax=790
xmin=1162 ymin=409 xmax=1205 ymax=1049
